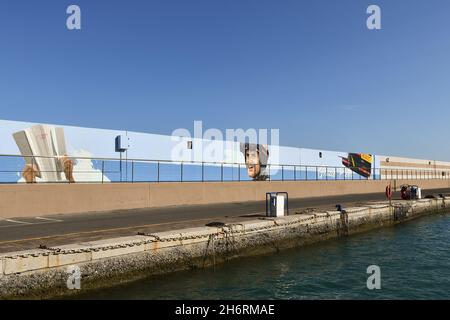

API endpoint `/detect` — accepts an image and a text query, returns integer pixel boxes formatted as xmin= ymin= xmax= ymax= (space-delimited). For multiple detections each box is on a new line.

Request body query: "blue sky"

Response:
xmin=1 ymin=0 xmax=450 ymax=160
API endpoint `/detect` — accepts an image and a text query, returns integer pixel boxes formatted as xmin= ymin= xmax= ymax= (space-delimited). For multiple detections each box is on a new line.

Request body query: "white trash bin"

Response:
xmin=266 ymin=192 xmax=289 ymax=217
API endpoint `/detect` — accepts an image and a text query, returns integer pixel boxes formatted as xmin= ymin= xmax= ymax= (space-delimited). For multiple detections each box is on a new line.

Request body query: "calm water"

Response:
xmin=73 ymin=213 xmax=450 ymax=300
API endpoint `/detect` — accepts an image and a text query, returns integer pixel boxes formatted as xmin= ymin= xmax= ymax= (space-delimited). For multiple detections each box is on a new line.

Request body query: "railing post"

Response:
xmin=101 ymin=160 xmax=105 ymax=184
xmin=282 ymin=165 xmax=284 ymax=181
xmin=181 ymin=162 xmax=183 ymax=182
xmin=157 ymin=162 xmax=160 ymax=182
xmin=221 ymin=163 xmax=223 ymax=182
xmin=30 ymin=156 xmax=33 ymax=184
xmin=316 ymin=166 xmax=318 ymax=181
xmin=131 ymin=161 xmax=134 ymax=183
xmin=31 ymin=156 xmax=35 ymax=184
xmin=202 ymin=162 xmax=204 ymax=182
xmin=238 ymin=164 xmax=240 ymax=182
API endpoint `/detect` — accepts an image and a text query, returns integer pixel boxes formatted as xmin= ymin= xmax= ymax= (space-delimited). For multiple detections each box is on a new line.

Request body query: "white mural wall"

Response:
xmin=0 ymin=119 xmax=381 ymax=183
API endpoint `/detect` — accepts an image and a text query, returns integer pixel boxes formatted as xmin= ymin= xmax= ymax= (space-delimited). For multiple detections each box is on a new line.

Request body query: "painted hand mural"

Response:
xmin=13 ymin=124 xmax=76 ymax=183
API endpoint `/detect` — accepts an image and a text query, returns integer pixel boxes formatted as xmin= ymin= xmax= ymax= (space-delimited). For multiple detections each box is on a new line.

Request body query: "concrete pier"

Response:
xmin=1 ymin=196 xmax=449 ymax=299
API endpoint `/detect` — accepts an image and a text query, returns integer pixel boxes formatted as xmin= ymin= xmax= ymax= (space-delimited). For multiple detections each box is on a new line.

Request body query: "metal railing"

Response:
xmin=0 ymin=154 xmax=449 ymax=184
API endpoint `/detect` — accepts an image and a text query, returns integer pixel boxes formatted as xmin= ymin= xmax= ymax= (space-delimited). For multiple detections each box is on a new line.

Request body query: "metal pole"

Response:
xmin=221 ymin=163 xmax=223 ymax=182
xmin=294 ymin=166 xmax=296 ymax=181
xmin=202 ymin=162 xmax=204 ymax=182
xmin=237 ymin=164 xmax=240 ymax=182
xmin=282 ymin=165 xmax=284 ymax=181
xmin=126 ymin=151 xmax=128 ymax=182
xmin=131 ymin=161 xmax=134 ymax=183
xmin=31 ymin=156 xmax=35 ymax=184
xmin=181 ymin=162 xmax=183 ymax=182
xmin=157 ymin=162 xmax=160 ymax=182
xmin=101 ymin=160 xmax=104 ymax=184
xmin=120 ymin=153 xmax=122 ymax=182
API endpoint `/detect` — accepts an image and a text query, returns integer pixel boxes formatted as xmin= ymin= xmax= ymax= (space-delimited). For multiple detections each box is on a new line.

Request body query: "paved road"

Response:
xmin=1 ymin=188 xmax=449 ymax=253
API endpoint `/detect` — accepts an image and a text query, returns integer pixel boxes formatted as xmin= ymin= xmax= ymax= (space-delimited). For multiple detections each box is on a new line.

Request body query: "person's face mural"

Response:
xmin=240 ymin=143 xmax=269 ymax=180
xmin=245 ymin=149 xmax=261 ymax=178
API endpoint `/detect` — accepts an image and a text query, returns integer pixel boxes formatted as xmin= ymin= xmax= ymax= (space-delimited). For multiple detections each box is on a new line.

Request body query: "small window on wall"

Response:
xmin=319 ymin=152 xmax=323 ymax=158
xmin=187 ymin=141 xmax=193 ymax=150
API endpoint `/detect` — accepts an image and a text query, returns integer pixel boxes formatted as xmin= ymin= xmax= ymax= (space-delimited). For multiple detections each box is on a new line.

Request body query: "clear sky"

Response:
xmin=1 ymin=0 xmax=450 ymax=160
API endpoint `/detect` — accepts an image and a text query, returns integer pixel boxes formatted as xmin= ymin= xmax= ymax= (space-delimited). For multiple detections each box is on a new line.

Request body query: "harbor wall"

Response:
xmin=1 ymin=197 xmax=449 ymax=299
xmin=1 ymin=179 xmax=450 ymax=219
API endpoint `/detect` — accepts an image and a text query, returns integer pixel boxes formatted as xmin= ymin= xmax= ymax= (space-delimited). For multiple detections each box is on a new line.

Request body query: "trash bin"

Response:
xmin=410 ymin=185 xmax=422 ymax=200
xmin=266 ymin=192 xmax=289 ymax=217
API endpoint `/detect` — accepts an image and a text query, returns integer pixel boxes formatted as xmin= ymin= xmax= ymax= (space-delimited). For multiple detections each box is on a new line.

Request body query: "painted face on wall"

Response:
xmin=240 ymin=143 xmax=269 ymax=180
xmin=245 ymin=150 xmax=261 ymax=178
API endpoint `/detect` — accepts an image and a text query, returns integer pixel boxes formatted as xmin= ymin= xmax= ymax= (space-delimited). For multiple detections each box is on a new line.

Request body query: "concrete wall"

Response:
xmin=1 ymin=179 xmax=450 ymax=219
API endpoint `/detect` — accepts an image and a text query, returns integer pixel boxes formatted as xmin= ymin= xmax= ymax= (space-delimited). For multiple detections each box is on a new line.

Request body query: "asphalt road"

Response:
xmin=1 ymin=188 xmax=449 ymax=253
